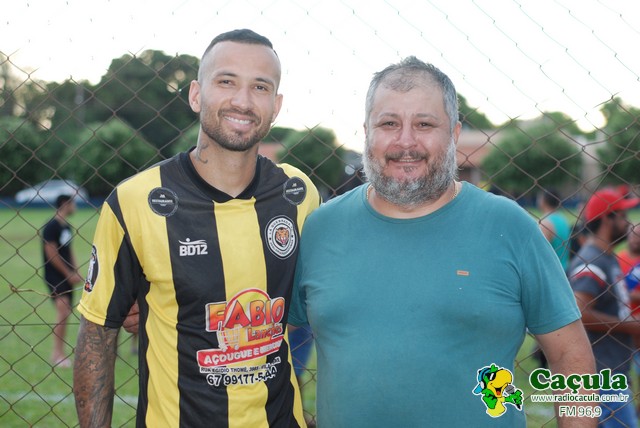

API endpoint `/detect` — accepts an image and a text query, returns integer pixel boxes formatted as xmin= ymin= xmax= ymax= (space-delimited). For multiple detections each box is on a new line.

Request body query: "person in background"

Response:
xmin=531 ymin=188 xmax=573 ymax=367
xmin=73 ymin=29 xmax=319 ymax=428
xmin=537 ymin=187 xmax=572 ymax=272
xmin=569 ymin=189 xmax=640 ymax=428
xmin=618 ymin=222 xmax=640 ymax=316
xmin=290 ymin=56 xmax=596 ymax=427
xmin=288 ymin=325 xmax=316 ymax=427
xmin=42 ymin=194 xmax=84 ymax=368
xmin=569 ymin=218 xmax=589 ymax=261
xmin=617 ymin=221 xmax=640 ymax=417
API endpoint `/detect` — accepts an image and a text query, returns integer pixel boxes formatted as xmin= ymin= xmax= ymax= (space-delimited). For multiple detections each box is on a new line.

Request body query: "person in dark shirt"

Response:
xmin=42 ymin=194 xmax=83 ymax=367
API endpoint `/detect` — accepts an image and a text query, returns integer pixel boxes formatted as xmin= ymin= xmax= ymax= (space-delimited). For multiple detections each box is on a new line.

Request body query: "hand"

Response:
xmin=123 ymin=301 xmax=139 ymax=334
xmin=505 ymin=389 xmax=523 ymax=409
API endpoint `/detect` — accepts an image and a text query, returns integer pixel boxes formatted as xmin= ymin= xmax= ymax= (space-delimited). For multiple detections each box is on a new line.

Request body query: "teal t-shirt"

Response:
xmin=289 ymin=182 xmax=580 ymax=427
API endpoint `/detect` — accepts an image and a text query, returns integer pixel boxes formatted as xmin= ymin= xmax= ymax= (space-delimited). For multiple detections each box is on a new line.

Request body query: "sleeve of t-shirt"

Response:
xmin=77 ymin=196 xmax=138 ymax=328
xmin=519 ymin=216 xmax=581 ymax=335
xmin=288 ymin=254 xmax=308 ymax=327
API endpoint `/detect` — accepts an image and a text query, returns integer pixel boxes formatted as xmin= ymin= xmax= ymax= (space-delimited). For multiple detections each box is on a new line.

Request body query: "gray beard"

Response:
xmin=363 ymin=141 xmax=457 ymax=207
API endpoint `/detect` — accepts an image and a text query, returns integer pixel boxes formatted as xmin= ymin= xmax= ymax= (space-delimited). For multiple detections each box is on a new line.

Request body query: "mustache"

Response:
xmin=385 ymin=150 xmax=428 ymax=162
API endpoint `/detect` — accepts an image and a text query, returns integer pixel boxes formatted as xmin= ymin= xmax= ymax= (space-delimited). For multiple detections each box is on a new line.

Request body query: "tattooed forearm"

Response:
xmin=73 ymin=316 xmax=119 ymax=428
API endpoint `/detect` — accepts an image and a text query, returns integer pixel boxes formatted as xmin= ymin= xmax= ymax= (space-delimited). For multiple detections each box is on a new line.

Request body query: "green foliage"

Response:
xmin=85 ymin=50 xmax=198 ymax=156
xmin=459 ymin=94 xmax=494 ymax=130
xmin=0 ymin=116 xmax=50 ymax=194
xmin=277 ymin=126 xmax=347 ymax=195
xmin=60 ymin=118 xmax=162 ymax=196
xmin=264 ymin=126 xmax=299 ymax=144
xmin=168 ymin=123 xmax=199 ymax=156
xmin=481 ymin=118 xmax=583 ymax=198
xmin=596 ymin=98 xmax=640 ymax=185
xmin=0 ymin=208 xmax=138 ymax=427
xmin=29 ymin=80 xmax=94 ymax=148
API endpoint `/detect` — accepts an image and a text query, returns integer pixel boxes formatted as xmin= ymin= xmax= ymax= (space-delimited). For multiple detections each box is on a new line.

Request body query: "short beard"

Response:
xmin=200 ymin=110 xmax=270 ymax=152
xmin=363 ymin=139 xmax=458 ymax=207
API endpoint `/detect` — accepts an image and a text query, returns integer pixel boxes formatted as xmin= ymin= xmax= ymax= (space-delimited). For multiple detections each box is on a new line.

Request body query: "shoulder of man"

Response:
xmin=272 ymin=161 xmax=321 ymax=207
xmin=465 ymin=183 xmax=535 ymax=224
xmin=42 ymin=217 xmax=62 ymax=237
xmin=103 ymin=156 xmax=174 ymax=208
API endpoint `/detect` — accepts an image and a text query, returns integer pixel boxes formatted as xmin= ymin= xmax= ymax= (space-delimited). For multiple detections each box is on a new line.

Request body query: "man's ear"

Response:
xmin=188 ymin=80 xmax=202 ymax=114
xmin=452 ymin=121 xmax=462 ymax=145
xmin=272 ymin=93 xmax=283 ymax=123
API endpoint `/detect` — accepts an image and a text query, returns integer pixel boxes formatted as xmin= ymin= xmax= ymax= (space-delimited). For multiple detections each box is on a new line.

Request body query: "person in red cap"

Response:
xmin=569 ymin=187 xmax=640 ymax=427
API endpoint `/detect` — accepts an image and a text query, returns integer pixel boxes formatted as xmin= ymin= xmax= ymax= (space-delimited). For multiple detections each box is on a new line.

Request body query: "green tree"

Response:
xmin=60 ymin=118 xmax=161 ymax=196
xmin=278 ymin=126 xmax=347 ymax=197
xmin=26 ymin=79 xmax=94 ymax=149
xmin=481 ymin=118 xmax=583 ymax=199
xmin=88 ymin=50 xmax=198 ymax=156
xmin=596 ymin=98 xmax=640 ymax=185
xmin=0 ymin=116 xmax=49 ymax=195
xmin=459 ymin=94 xmax=494 ymax=130
xmin=168 ymin=124 xmax=199 ymax=156
xmin=0 ymin=52 xmax=19 ymax=117
xmin=264 ymin=126 xmax=299 ymax=144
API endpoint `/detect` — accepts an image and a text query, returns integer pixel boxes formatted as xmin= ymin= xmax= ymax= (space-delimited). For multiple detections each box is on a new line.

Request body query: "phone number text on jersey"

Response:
xmin=206 ymin=365 xmax=278 ymax=387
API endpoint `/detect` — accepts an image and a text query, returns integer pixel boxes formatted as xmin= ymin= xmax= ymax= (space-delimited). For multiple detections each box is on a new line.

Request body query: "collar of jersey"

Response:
xmin=180 ymin=150 xmax=261 ymax=203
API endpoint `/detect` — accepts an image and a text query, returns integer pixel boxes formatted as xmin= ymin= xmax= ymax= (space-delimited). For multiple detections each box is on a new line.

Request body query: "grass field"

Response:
xmin=0 ymin=207 xmax=138 ymax=427
xmin=2 ymin=206 xmax=638 ymax=427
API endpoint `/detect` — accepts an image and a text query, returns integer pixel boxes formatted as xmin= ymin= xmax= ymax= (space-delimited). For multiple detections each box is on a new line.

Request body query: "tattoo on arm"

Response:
xmin=73 ymin=316 xmax=119 ymax=428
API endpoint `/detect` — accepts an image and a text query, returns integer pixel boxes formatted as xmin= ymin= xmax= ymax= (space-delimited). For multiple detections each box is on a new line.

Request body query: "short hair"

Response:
xmin=56 ymin=194 xmax=72 ymax=209
xmin=198 ymin=29 xmax=279 ymax=84
xmin=201 ymin=29 xmax=276 ymax=61
xmin=365 ymin=56 xmax=459 ymax=133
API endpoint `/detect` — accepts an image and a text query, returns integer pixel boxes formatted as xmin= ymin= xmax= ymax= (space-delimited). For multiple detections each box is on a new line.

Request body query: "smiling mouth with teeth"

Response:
xmin=225 ymin=116 xmax=252 ymax=125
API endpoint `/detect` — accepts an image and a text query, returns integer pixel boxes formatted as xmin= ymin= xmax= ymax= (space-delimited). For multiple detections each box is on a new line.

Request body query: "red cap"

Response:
xmin=584 ymin=189 xmax=640 ymax=222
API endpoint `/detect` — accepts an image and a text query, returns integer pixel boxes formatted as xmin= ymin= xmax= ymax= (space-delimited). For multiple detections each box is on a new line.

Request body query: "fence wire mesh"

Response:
xmin=1 ymin=1 xmax=640 ymax=426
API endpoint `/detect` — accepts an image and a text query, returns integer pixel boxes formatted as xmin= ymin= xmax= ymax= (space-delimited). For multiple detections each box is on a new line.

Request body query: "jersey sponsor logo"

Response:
xmin=198 ymin=289 xmax=285 ymax=369
xmin=265 ymin=216 xmax=297 ymax=259
xmin=282 ymin=177 xmax=307 ymax=205
xmin=148 ymin=187 xmax=179 ymax=216
xmin=178 ymin=238 xmax=208 ymax=256
xmin=84 ymin=245 xmax=99 ymax=292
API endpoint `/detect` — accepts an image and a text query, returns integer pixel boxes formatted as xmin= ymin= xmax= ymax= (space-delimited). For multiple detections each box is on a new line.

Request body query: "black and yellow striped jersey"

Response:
xmin=78 ymin=150 xmax=320 ymax=427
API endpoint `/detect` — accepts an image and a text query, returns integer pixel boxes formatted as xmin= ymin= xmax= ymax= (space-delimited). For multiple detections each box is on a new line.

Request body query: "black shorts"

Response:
xmin=45 ymin=278 xmax=73 ymax=302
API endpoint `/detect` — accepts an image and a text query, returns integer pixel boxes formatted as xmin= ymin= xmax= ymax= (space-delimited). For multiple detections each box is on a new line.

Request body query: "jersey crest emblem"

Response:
xmin=265 ymin=216 xmax=297 ymax=259
xmin=84 ymin=245 xmax=99 ymax=292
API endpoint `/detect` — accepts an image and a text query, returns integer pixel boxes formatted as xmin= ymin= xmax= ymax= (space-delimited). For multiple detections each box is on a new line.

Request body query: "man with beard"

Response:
xmin=74 ymin=29 xmax=319 ymax=428
xmin=289 ymin=56 xmax=596 ymax=427
xmin=570 ymin=189 xmax=640 ymax=428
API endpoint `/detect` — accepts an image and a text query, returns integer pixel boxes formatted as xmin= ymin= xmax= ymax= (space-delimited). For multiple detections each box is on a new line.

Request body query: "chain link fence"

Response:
xmin=1 ymin=1 xmax=640 ymax=426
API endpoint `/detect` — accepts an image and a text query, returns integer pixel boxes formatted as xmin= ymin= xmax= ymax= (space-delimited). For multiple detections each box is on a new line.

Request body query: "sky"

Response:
xmin=2 ymin=0 xmax=640 ymax=151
